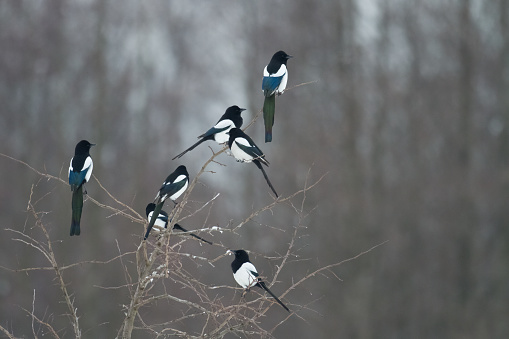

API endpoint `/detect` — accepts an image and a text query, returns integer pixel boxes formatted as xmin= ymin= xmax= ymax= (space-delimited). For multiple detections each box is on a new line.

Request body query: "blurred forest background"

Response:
xmin=1 ymin=0 xmax=508 ymax=338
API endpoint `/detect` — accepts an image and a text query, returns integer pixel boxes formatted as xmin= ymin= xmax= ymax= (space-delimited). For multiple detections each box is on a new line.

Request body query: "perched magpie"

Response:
xmin=146 ymin=165 xmax=190 ymax=240
xmin=68 ymin=140 xmax=95 ymax=236
xmin=172 ymin=105 xmax=246 ymax=160
xmin=227 ymin=128 xmax=278 ymax=197
xmin=230 ymin=249 xmax=290 ymax=312
xmin=262 ymin=50 xmax=293 ymax=143
xmin=144 ymin=203 xmax=212 ymax=244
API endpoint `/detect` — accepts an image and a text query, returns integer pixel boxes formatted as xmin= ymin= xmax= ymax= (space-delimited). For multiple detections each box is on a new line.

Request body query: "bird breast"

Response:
xmin=213 ymin=119 xmax=235 ymax=144
xmin=233 ymin=262 xmax=258 ymax=288
xmin=231 ymin=140 xmax=254 ymax=163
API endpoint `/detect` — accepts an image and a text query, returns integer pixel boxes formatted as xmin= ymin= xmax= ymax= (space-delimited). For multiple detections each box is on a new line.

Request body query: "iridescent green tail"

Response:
xmin=263 ymin=94 xmax=275 ymax=143
xmin=70 ymin=185 xmax=83 ymax=236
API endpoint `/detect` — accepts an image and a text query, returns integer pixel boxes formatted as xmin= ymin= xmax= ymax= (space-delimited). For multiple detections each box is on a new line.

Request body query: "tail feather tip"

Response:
xmin=265 ymin=132 xmax=272 ymax=143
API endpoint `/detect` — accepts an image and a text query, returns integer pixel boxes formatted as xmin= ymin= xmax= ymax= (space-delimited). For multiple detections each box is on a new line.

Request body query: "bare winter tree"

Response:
xmin=0 ymin=103 xmax=384 ymax=339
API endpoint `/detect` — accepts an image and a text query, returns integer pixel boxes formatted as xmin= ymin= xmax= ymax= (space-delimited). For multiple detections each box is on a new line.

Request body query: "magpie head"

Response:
xmin=175 ymin=165 xmax=189 ymax=177
xmin=227 ymin=128 xmax=242 ymax=138
xmin=272 ymin=50 xmax=293 ymax=64
xmin=231 ymin=249 xmax=250 ymax=263
xmin=145 ymin=203 xmax=156 ymax=217
xmin=75 ymin=140 xmax=95 ymax=155
xmin=226 ymin=105 xmax=246 ymax=116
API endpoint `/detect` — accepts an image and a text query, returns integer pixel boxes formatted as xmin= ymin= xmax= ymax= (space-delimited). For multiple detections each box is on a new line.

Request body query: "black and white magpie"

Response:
xmin=227 ymin=128 xmax=278 ymax=197
xmin=262 ymin=50 xmax=292 ymax=143
xmin=68 ymin=140 xmax=95 ymax=236
xmin=230 ymin=249 xmax=290 ymax=312
xmin=146 ymin=165 xmax=190 ymax=240
xmin=172 ymin=105 xmax=246 ymax=160
xmin=144 ymin=203 xmax=212 ymax=244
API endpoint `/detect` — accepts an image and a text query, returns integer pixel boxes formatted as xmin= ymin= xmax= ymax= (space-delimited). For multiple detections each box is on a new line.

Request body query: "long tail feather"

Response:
xmin=258 ymin=281 xmax=290 ymax=312
xmin=263 ymin=94 xmax=276 ymax=143
xmin=172 ymin=138 xmax=206 ymax=160
xmin=145 ymin=202 xmax=163 ymax=240
xmin=70 ymin=186 xmax=83 ymax=236
xmin=254 ymin=160 xmax=278 ymax=197
xmin=174 ymin=224 xmax=213 ymax=245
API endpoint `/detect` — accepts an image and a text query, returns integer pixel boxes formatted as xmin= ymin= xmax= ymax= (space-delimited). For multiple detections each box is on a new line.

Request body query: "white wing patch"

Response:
xmin=233 ymin=262 xmax=259 ymax=288
xmin=69 ymin=158 xmax=74 ymax=173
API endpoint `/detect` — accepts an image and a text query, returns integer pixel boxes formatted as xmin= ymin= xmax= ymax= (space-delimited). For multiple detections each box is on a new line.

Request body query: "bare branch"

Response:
xmin=0 ymin=324 xmax=19 ymax=339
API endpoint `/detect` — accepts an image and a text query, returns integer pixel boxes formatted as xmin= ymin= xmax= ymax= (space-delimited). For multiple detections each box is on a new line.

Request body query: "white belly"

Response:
xmin=231 ymin=142 xmax=253 ymax=163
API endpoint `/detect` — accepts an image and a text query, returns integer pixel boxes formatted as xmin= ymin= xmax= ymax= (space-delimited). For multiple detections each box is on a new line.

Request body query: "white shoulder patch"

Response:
xmin=84 ymin=157 xmax=93 ymax=182
xmin=235 ymin=137 xmax=251 ymax=147
xmin=215 ymin=119 xmax=234 ymax=129
xmin=278 ymin=71 xmax=288 ymax=93
xmin=272 ymin=64 xmax=287 ymax=77
xmin=263 ymin=65 xmax=269 ymax=77
xmin=173 ymin=174 xmax=187 ymax=183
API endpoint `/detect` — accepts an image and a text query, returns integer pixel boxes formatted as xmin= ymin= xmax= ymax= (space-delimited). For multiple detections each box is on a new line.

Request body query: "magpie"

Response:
xmin=144 ymin=203 xmax=212 ymax=244
xmin=172 ymin=105 xmax=246 ymax=160
xmin=227 ymin=128 xmax=278 ymax=197
xmin=68 ymin=140 xmax=95 ymax=236
xmin=230 ymin=249 xmax=290 ymax=312
xmin=262 ymin=50 xmax=293 ymax=143
xmin=146 ymin=165 xmax=189 ymax=240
